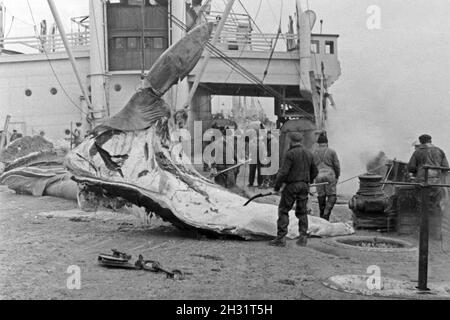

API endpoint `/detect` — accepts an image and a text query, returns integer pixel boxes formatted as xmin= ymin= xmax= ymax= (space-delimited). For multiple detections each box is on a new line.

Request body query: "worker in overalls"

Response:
xmin=270 ymin=132 xmax=318 ymax=247
xmin=313 ymin=132 xmax=341 ymax=221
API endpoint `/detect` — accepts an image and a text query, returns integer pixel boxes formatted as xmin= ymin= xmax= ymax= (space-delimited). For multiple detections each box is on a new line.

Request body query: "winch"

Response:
xmin=349 ymin=174 xmax=394 ymax=231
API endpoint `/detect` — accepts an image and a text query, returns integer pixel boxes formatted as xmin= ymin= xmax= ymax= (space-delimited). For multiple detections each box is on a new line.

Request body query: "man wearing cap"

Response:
xmin=72 ymin=122 xmax=83 ymax=147
xmin=269 ymin=132 xmax=318 ymax=247
xmin=408 ymin=134 xmax=448 ymax=182
xmin=313 ymin=132 xmax=341 ymax=221
xmin=408 ymin=134 xmax=449 ymax=240
xmin=10 ymin=129 xmax=21 ymax=143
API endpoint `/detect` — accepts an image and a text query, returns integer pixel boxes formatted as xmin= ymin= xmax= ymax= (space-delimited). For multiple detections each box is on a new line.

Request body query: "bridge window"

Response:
xmin=153 ymin=37 xmax=165 ymax=49
xmin=311 ymin=40 xmax=320 ymax=54
xmin=114 ymin=37 xmax=126 ymax=49
xmin=325 ymin=41 xmax=335 ymax=54
xmin=127 ymin=37 xmax=139 ymax=49
xmin=144 ymin=37 xmax=153 ymax=48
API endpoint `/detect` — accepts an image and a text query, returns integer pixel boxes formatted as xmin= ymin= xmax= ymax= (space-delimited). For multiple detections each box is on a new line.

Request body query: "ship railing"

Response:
xmin=205 ymin=10 xmax=299 ymax=52
xmin=0 ymin=32 xmax=90 ymax=54
xmin=210 ymin=31 xmax=298 ymax=52
xmin=206 ymin=10 xmax=252 ymax=28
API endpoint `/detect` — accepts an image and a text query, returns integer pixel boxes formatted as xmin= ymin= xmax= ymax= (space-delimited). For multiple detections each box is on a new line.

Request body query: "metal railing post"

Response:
xmin=382 ymin=164 xmax=450 ymax=292
xmin=417 ymin=167 xmax=430 ymax=291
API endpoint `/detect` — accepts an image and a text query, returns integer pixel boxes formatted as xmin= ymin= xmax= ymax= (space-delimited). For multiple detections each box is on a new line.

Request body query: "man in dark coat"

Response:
xmin=408 ymin=134 xmax=449 ymax=182
xmin=210 ymin=128 xmax=239 ymax=189
xmin=269 ymin=132 xmax=318 ymax=247
xmin=408 ymin=134 xmax=449 ymax=240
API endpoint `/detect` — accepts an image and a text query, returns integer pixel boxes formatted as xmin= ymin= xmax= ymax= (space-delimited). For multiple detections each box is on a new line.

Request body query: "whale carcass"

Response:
xmin=3 ymin=23 xmax=354 ymax=240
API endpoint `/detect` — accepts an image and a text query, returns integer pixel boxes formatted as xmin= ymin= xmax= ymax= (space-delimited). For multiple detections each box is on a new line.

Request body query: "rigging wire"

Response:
xmin=265 ymin=0 xmax=279 ymax=24
xmin=236 ymin=0 xmax=271 ymax=47
xmin=221 ymin=1 xmax=257 ymax=86
xmin=253 ymin=0 xmax=263 ymax=22
xmin=220 ymin=0 xmax=239 ymax=26
xmin=180 ymin=17 xmax=313 ymax=120
xmin=4 ymin=16 xmax=14 ymax=38
xmin=25 ymin=0 xmax=89 ymax=117
xmin=262 ymin=0 xmax=283 ymax=82
xmin=304 ymin=0 xmax=325 ymax=128
xmin=302 ymin=0 xmax=321 ymax=80
xmin=3 ymin=7 xmax=35 ymax=27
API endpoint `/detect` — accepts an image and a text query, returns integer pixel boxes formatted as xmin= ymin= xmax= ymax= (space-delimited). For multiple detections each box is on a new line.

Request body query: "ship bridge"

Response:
xmin=192 ymin=11 xmax=340 ymax=94
xmin=186 ymin=9 xmax=341 ymax=129
xmin=190 ymin=11 xmax=341 ymax=119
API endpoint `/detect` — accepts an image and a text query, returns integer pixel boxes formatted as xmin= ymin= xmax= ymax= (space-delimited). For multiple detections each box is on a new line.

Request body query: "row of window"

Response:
xmin=311 ymin=40 xmax=335 ymax=54
xmin=24 ymin=85 xmax=124 ymax=97
xmin=108 ymin=0 xmax=161 ymax=5
xmin=113 ymin=37 xmax=167 ymax=50
xmin=24 ymin=88 xmax=58 ymax=97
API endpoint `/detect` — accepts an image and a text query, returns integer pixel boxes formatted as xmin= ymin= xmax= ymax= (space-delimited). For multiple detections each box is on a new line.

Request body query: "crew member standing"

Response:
xmin=247 ymin=132 xmax=264 ymax=188
xmin=269 ymin=132 xmax=318 ymax=247
xmin=10 ymin=129 xmax=21 ymax=142
xmin=72 ymin=122 xmax=83 ymax=147
xmin=313 ymin=132 xmax=340 ymax=221
xmin=210 ymin=128 xmax=239 ymax=189
xmin=408 ymin=134 xmax=449 ymax=240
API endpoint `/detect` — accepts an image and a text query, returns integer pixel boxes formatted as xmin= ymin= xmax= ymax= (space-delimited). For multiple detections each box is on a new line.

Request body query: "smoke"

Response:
xmin=326 ymin=75 xmax=450 ymax=197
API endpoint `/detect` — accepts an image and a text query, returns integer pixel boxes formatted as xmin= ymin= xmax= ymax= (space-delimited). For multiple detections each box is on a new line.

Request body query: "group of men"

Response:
xmin=0 ymin=129 xmax=24 ymax=150
xmin=269 ymin=132 xmax=448 ymax=248
xmin=208 ymin=124 xmax=278 ymax=190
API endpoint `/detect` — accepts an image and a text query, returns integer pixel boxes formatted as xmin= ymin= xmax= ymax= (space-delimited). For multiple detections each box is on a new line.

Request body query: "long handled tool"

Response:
xmin=210 ymin=159 xmax=252 ymax=178
xmin=243 ymin=182 xmax=329 ymax=206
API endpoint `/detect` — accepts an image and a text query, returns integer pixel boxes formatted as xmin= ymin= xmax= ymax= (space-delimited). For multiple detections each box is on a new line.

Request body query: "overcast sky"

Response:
xmin=2 ymin=0 xmax=450 ymax=191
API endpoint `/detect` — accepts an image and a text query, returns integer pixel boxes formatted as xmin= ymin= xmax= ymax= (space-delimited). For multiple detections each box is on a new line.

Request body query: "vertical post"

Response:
xmin=184 ymin=0 xmax=236 ymax=109
xmin=417 ymin=167 xmax=430 ymax=291
xmin=296 ymin=1 xmax=313 ymax=107
xmin=168 ymin=0 xmax=172 ymax=46
xmin=47 ymin=0 xmax=95 ymax=115
xmin=89 ymin=0 xmax=108 ymax=121
xmin=140 ymin=0 xmax=146 ymax=80
xmin=0 ymin=115 xmax=11 ymax=152
xmin=0 ymin=3 xmax=5 ymax=53
xmin=319 ymin=74 xmax=324 ymax=129
xmin=170 ymin=0 xmax=189 ymax=109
